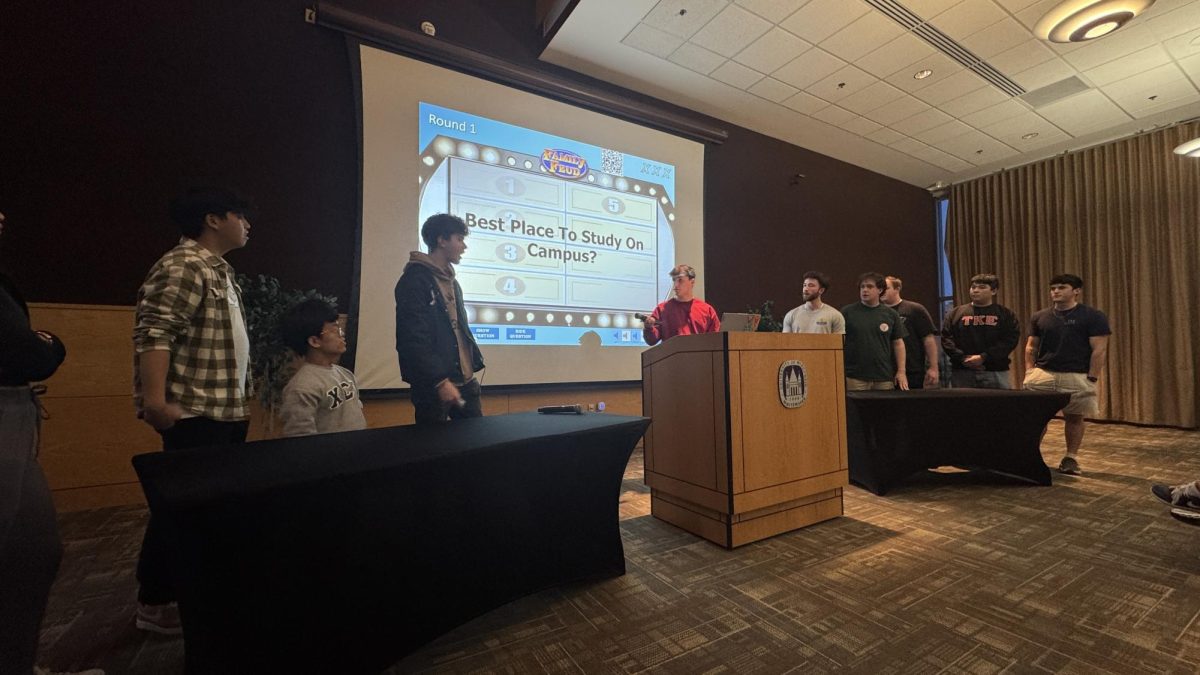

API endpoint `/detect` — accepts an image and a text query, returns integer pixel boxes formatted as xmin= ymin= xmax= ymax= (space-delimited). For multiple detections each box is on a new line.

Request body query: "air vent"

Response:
xmin=864 ymin=0 xmax=1027 ymax=98
xmin=1019 ymin=76 xmax=1091 ymax=108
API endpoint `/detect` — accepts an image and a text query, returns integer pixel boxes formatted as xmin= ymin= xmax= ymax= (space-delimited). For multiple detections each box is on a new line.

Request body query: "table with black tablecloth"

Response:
xmin=132 ymin=412 xmax=649 ymax=675
xmin=846 ymin=389 xmax=1070 ymax=495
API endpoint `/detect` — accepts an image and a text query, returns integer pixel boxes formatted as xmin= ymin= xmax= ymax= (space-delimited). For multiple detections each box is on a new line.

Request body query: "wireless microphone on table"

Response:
xmin=537 ymin=404 xmax=583 ymax=414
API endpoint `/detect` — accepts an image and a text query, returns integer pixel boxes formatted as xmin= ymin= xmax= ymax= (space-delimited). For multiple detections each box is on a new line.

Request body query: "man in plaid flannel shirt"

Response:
xmin=131 ymin=187 xmax=253 ymax=634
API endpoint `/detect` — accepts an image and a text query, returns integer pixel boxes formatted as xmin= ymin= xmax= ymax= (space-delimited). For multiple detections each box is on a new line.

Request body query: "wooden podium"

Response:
xmin=641 ymin=332 xmax=847 ymax=548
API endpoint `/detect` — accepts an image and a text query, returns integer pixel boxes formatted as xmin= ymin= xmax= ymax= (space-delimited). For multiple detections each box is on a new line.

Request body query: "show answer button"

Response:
xmin=472 ymin=327 xmax=500 ymax=340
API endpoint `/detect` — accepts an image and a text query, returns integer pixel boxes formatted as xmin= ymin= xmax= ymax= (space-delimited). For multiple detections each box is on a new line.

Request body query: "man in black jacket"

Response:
xmin=394 ymin=214 xmax=485 ymax=424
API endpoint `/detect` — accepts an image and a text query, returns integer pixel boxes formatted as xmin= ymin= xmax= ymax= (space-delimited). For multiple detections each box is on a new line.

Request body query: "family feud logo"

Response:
xmin=540 ymin=149 xmax=588 ymax=179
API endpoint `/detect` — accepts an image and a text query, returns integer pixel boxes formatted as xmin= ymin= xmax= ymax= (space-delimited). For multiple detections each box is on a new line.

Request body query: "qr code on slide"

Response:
xmin=600 ymin=148 xmax=623 ymax=175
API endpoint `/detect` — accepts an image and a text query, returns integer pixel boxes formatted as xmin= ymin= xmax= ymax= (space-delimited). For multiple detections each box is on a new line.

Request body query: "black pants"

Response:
xmin=411 ymin=379 xmax=482 ymax=425
xmin=906 ymin=370 xmax=926 ymax=390
xmin=136 ymin=416 xmax=249 ymax=605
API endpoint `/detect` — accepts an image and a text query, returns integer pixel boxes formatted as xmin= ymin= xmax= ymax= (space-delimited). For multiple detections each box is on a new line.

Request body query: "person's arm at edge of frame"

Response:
xmin=1087 ymin=335 xmax=1109 ymax=383
xmin=1023 ymin=335 xmax=1040 ymax=371
xmin=893 ymin=338 xmax=909 ymax=390
xmin=135 ymin=260 xmax=203 ymax=432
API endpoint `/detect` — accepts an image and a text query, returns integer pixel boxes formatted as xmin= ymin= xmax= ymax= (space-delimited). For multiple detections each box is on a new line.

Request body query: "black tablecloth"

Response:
xmin=846 ymin=389 xmax=1070 ymax=495
xmin=132 ymin=412 xmax=649 ymax=674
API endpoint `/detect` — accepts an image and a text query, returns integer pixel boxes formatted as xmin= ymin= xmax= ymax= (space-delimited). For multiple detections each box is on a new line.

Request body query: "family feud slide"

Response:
xmin=417 ymin=102 xmax=680 ymax=348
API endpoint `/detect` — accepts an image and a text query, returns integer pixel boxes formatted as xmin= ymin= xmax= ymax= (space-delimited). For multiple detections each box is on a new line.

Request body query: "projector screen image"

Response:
xmin=354 ymin=46 xmax=705 ymax=390
xmin=418 ymin=102 xmax=679 ymax=348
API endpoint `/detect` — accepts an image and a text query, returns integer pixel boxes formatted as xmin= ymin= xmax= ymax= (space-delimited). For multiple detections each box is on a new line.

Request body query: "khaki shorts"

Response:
xmin=1022 ymin=367 xmax=1097 ymax=416
xmin=846 ymin=377 xmax=895 ymax=391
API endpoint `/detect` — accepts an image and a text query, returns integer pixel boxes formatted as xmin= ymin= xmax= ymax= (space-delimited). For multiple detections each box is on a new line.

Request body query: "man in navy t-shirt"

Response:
xmin=1022 ymin=273 xmax=1111 ymax=475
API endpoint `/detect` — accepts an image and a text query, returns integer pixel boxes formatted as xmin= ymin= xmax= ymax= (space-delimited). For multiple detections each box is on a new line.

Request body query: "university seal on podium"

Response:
xmin=778 ymin=360 xmax=807 ymax=408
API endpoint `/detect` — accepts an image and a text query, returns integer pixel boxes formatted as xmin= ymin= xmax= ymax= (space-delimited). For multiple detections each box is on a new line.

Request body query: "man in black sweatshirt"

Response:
xmin=941 ymin=274 xmax=1020 ymax=389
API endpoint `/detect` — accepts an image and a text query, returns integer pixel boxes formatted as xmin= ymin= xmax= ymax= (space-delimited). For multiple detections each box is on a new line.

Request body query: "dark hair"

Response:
xmin=669 ymin=264 xmax=696 ymax=280
xmin=168 ymin=187 xmax=251 ymax=238
xmin=421 ymin=213 xmax=469 ymax=250
xmin=802 ymin=270 xmax=830 ymax=291
xmin=858 ymin=272 xmax=885 ymax=289
xmin=970 ymin=273 xmax=999 ymax=290
xmin=885 ymin=275 xmax=902 ymax=291
xmin=280 ymin=298 xmax=339 ymax=355
xmin=1049 ymin=273 xmax=1083 ymax=288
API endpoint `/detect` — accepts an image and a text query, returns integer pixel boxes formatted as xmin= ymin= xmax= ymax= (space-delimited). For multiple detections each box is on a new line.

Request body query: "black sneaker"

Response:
xmin=1171 ymin=508 xmax=1200 ymax=525
xmin=1057 ymin=456 xmax=1081 ymax=475
xmin=1152 ymin=483 xmax=1200 ymax=511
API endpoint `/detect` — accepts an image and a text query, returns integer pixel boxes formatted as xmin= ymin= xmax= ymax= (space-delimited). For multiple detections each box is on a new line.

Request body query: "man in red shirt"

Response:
xmin=641 ymin=264 xmax=720 ymax=345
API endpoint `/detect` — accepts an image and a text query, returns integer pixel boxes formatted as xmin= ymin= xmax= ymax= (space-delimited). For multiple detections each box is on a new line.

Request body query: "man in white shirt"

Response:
xmin=782 ymin=271 xmax=845 ymax=334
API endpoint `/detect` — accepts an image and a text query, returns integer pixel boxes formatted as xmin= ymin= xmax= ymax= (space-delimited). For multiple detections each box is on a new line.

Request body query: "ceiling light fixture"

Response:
xmin=1174 ymin=138 xmax=1200 ymax=158
xmin=913 ymin=69 xmax=933 ymax=80
xmin=1034 ymin=0 xmax=1155 ymax=44
xmin=1022 ymin=132 xmax=1040 ymax=139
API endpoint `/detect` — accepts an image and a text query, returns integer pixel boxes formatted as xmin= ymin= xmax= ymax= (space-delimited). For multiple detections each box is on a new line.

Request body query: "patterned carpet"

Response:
xmin=37 ymin=420 xmax=1200 ymax=674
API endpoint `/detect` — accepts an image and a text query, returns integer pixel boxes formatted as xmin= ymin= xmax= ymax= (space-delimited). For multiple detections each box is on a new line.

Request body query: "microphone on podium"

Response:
xmin=537 ymin=404 xmax=583 ymax=414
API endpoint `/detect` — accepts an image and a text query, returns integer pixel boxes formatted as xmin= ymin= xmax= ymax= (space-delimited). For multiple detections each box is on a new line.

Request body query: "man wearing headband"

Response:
xmin=641 ymin=264 xmax=720 ymax=346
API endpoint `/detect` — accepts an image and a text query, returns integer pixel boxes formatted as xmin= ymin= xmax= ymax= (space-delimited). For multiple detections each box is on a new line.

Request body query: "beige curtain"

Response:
xmin=947 ymin=121 xmax=1200 ymax=428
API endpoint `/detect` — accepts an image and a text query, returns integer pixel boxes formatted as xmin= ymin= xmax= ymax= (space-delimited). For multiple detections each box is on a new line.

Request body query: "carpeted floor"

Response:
xmin=37 ymin=420 xmax=1200 ymax=674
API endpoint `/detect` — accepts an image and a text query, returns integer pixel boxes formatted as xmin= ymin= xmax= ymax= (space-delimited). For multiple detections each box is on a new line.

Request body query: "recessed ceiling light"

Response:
xmin=1034 ymin=0 xmax=1155 ymax=44
xmin=1174 ymin=137 xmax=1200 ymax=158
xmin=913 ymin=69 xmax=933 ymax=80
xmin=1022 ymin=132 xmax=1040 ymax=139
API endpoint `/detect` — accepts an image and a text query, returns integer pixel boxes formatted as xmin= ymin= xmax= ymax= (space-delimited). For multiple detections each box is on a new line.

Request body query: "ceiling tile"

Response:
xmin=820 ymin=11 xmax=906 ymax=63
xmin=865 ymin=94 xmax=931 ymax=126
xmin=1012 ymin=58 xmax=1079 ymax=91
xmin=622 ymin=24 xmax=686 ymax=59
xmin=812 ymin=105 xmax=858 ymax=126
xmin=904 ymin=0 xmax=961 ymax=21
xmin=734 ymin=28 xmax=812 ymax=73
xmin=773 ymin=48 xmax=846 ymax=89
xmin=1181 ymin=52 xmax=1200 ymax=87
xmin=929 ymin=0 xmax=1007 ymax=42
xmin=1104 ymin=63 xmax=1200 ymax=117
xmin=978 ymin=111 xmax=1064 ymax=146
xmin=1014 ymin=0 xmax=1069 ymax=33
xmin=1164 ymin=27 xmax=1200 ymax=60
xmin=735 ymin=0 xmax=810 ymax=24
xmin=710 ymin=60 xmax=765 ymax=88
xmin=839 ymin=80 xmax=907 ymax=114
xmin=915 ymin=119 xmax=975 ymax=144
xmin=642 ymin=0 xmax=730 ymax=40
xmin=909 ymin=143 xmax=968 ymax=169
xmin=866 ymin=126 xmax=907 ymax=145
xmin=668 ymin=43 xmax=726 ymax=74
xmin=960 ymin=17 xmax=1032 ymax=59
xmin=1101 ymin=62 xmax=1190 ymax=99
xmin=856 ymin=33 xmax=938 ymax=79
xmin=993 ymin=0 xmax=1043 ymax=13
xmin=839 ymin=115 xmax=884 ymax=136
xmin=911 ymin=69 xmax=991 ymax=106
xmin=1036 ymin=90 xmax=1132 ymax=136
xmin=890 ymin=136 xmax=933 ymax=156
xmin=988 ymin=39 xmax=1057 ymax=77
xmin=748 ymin=77 xmax=800 ymax=102
xmin=891 ymin=107 xmax=956 ymax=135
xmin=961 ymin=98 xmax=1030 ymax=127
xmin=1084 ymin=45 xmax=1172 ymax=88
xmin=808 ymin=64 xmax=876 ymax=103
xmin=939 ymin=130 xmax=1019 ymax=163
xmin=940 ymin=86 xmax=1011 ymax=117
xmin=692 ymin=4 xmax=774 ymax=58
xmin=1143 ymin=2 xmax=1200 ymax=42
xmin=885 ymin=52 xmax=964 ymax=94
xmin=1060 ymin=25 xmax=1159 ymax=73
xmin=779 ymin=0 xmax=870 ymax=44
xmin=781 ymin=90 xmax=831 ymax=115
